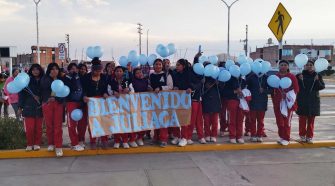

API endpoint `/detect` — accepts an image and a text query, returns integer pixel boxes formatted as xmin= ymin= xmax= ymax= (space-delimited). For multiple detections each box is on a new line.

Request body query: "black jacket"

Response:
xmin=40 ymin=75 xmax=65 ymax=103
xmin=296 ymin=70 xmax=325 ymax=116
xmin=246 ymin=73 xmax=272 ymax=111
xmin=202 ymin=77 xmax=221 ymax=113
xmin=18 ymin=77 xmax=43 ymax=117
xmin=173 ymin=70 xmax=192 ymax=90
xmin=221 ymin=76 xmax=246 ymax=101
xmin=63 ymin=73 xmax=84 ymax=102
xmin=82 ymin=73 xmax=108 ymax=97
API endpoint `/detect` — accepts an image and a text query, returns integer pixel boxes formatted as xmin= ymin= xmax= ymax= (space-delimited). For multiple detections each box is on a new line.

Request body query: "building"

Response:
xmin=250 ymin=45 xmax=334 ymax=64
xmin=16 ymin=53 xmax=33 ymax=70
xmin=31 ymin=46 xmax=68 ymax=68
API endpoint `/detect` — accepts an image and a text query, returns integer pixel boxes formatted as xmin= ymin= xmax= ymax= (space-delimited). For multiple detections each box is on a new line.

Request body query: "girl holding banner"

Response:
xmin=150 ymin=59 xmax=174 ymax=147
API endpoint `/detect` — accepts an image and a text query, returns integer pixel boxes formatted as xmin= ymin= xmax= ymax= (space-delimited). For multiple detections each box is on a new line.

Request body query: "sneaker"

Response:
xmin=187 ymin=139 xmax=194 ymax=145
xmin=33 ymin=145 xmax=41 ymax=151
xmin=113 ymin=143 xmax=120 ymax=149
xmin=178 ymin=138 xmax=187 ymax=147
xmin=237 ymin=138 xmax=245 ymax=144
xmin=280 ymin=140 xmax=289 ymax=146
xmin=79 ymin=141 xmax=86 ymax=149
xmin=26 ymin=146 xmax=33 ymax=151
xmin=230 ymin=139 xmax=237 ymax=144
xmin=160 ymin=142 xmax=167 ymax=148
xmin=171 ymin=137 xmax=179 ymax=145
xmin=55 ymin=148 xmax=63 ymax=157
xmin=47 ymin=145 xmax=55 ymax=152
xmin=306 ymin=138 xmax=314 ymax=144
xmin=299 ymin=136 xmax=306 ymax=143
xmin=129 ymin=141 xmax=138 ymax=148
xmin=277 ymin=138 xmax=283 ymax=144
xmin=123 ymin=143 xmax=130 ymax=149
xmin=219 ymin=131 xmax=225 ymax=137
xmin=136 ymin=139 xmax=144 ymax=146
xmin=90 ymin=143 xmax=97 ymax=150
xmin=210 ymin=137 xmax=217 ymax=143
xmin=199 ymin=138 xmax=207 ymax=144
xmin=257 ymin=137 xmax=263 ymax=142
xmin=205 ymin=136 xmax=211 ymax=142
xmin=250 ymin=137 xmax=258 ymax=142
xmin=72 ymin=145 xmax=84 ymax=151
xmin=101 ymin=142 xmax=108 ymax=150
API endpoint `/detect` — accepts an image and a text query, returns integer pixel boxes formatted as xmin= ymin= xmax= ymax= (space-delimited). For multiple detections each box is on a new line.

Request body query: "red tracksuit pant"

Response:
xmin=250 ymin=110 xmax=265 ymax=137
xmin=24 ymin=117 xmax=43 ymax=146
xmin=154 ymin=128 xmax=168 ymax=142
xmin=204 ymin=113 xmax=219 ymax=138
xmin=188 ymin=101 xmax=204 ymax=140
xmin=299 ymin=116 xmax=315 ymax=138
xmin=66 ymin=102 xmax=88 ymax=146
xmin=244 ymin=112 xmax=251 ymax=133
xmin=220 ymin=99 xmax=228 ymax=132
xmin=273 ymin=104 xmax=293 ymax=141
xmin=42 ymin=101 xmax=64 ymax=148
xmin=227 ymin=100 xmax=244 ymax=139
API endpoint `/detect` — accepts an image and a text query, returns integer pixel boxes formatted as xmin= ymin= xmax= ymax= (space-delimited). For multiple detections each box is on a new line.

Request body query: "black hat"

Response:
xmin=91 ymin=57 xmax=102 ymax=71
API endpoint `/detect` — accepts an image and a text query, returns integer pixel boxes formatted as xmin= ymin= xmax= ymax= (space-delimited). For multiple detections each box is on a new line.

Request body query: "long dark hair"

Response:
xmin=67 ymin=62 xmax=78 ymax=71
xmin=176 ymin=58 xmax=190 ymax=72
xmin=28 ymin=63 xmax=44 ymax=78
xmin=45 ymin=63 xmax=60 ymax=77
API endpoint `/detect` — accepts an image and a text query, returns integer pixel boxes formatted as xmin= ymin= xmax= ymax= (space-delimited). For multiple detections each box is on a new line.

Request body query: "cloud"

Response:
xmin=60 ymin=0 xmax=109 ymax=9
xmin=0 ymin=0 xmax=24 ymax=17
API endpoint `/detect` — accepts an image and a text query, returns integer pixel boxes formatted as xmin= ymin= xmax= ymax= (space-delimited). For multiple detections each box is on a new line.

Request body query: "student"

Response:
xmin=129 ymin=68 xmax=153 ymax=146
xmin=105 ymin=66 xmax=133 ymax=149
xmin=4 ymin=68 xmax=20 ymax=119
xmin=149 ymin=59 xmax=173 ymax=147
xmin=222 ymin=74 xmax=247 ymax=144
xmin=272 ymin=60 xmax=299 ymax=146
xmin=171 ymin=59 xmax=193 ymax=147
xmin=296 ymin=60 xmax=325 ymax=144
xmin=18 ymin=64 xmax=44 ymax=151
xmin=82 ymin=58 xmax=109 ymax=149
xmin=40 ymin=63 xmax=65 ymax=157
xmin=218 ymin=61 xmax=228 ymax=137
xmin=63 ymin=63 xmax=86 ymax=151
xmin=246 ymin=72 xmax=272 ymax=142
xmin=78 ymin=63 xmax=88 ymax=78
xmin=202 ymin=62 xmax=221 ymax=143
xmin=104 ymin=62 xmax=116 ymax=78
xmin=163 ymin=59 xmax=175 ymax=139
xmin=0 ymin=74 xmax=9 ymax=117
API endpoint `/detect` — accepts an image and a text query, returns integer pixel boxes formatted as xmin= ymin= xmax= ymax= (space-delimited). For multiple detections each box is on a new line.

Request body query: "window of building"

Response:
xmin=282 ymin=49 xmax=293 ymax=56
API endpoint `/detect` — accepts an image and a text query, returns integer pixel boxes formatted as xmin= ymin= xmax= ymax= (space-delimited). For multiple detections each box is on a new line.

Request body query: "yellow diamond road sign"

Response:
xmin=268 ymin=3 xmax=292 ymax=42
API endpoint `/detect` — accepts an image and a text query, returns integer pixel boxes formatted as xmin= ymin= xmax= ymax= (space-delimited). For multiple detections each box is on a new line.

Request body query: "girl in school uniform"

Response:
xmin=272 ymin=60 xmax=299 ymax=146
xmin=18 ymin=64 xmax=44 ymax=151
xmin=149 ymin=59 xmax=173 ymax=147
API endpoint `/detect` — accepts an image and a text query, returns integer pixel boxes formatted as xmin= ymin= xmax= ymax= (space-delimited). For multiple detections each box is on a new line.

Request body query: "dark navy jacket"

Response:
xmin=246 ymin=73 xmax=272 ymax=111
xmin=221 ymin=76 xmax=246 ymax=101
xmin=202 ymin=77 xmax=221 ymax=113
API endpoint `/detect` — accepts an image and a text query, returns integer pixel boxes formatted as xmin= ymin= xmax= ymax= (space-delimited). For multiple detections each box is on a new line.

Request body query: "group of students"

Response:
xmin=10 ymin=52 xmax=325 ymax=157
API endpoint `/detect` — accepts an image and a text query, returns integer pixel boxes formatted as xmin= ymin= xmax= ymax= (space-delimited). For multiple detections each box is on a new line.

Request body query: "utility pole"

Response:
xmin=65 ymin=34 xmax=70 ymax=63
xmin=33 ymin=0 xmax=41 ymax=64
xmin=240 ymin=25 xmax=248 ymax=56
xmin=146 ymin=29 xmax=149 ymax=56
xmin=137 ymin=23 xmax=143 ymax=55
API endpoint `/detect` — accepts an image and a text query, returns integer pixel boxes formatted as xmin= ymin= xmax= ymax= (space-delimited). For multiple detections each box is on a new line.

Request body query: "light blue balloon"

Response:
xmin=56 ymin=85 xmax=70 ymax=98
xmin=139 ymin=54 xmax=148 ymax=65
xmin=211 ymin=66 xmax=220 ymax=79
xmin=209 ymin=56 xmax=219 ymax=65
xmin=51 ymin=80 xmax=64 ymax=94
xmin=240 ymin=63 xmax=251 ymax=76
xmin=71 ymin=109 xmax=83 ymax=121
xmin=267 ymin=75 xmax=280 ymax=88
xmin=148 ymin=54 xmax=157 ymax=66
xmin=86 ymin=46 xmax=94 ymax=59
xmin=14 ymin=73 xmax=30 ymax=89
xmin=279 ymin=77 xmax=292 ymax=89
xmin=218 ymin=70 xmax=231 ymax=82
xmin=193 ymin=63 xmax=205 ymax=75
xmin=204 ymin=64 xmax=215 ymax=77
xmin=158 ymin=46 xmax=169 ymax=58
xmin=7 ymin=81 xmax=21 ymax=94
xmin=199 ymin=56 xmax=208 ymax=64
xmin=315 ymin=58 xmax=329 ymax=73
xmin=229 ymin=65 xmax=240 ymax=78
xmin=156 ymin=44 xmax=164 ymax=54
xmin=254 ymin=58 xmax=263 ymax=63
xmin=294 ymin=54 xmax=308 ymax=68
xmin=237 ymin=54 xmax=248 ymax=65
xmin=93 ymin=46 xmax=103 ymax=58
xmin=225 ymin=59 xmax=235 ymax=69
xmin=252 ymin=61 xmax=262 ymax=74
xmin=261 ymin=61 xmax=271 ymax=74
xmin=119 ymin=56 xmax=128 ymax=67
xmin=167 ymin=43 xmax=176 ymax=56
xmin=247 ymin=57 xmax=253 ymax=65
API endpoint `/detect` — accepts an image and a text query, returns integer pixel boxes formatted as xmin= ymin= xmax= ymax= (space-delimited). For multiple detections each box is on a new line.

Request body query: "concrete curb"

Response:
xmin=1 ymin=141 xmax=335 ymax=159
xmin=320 ymin=94 xmax=335 ymax=97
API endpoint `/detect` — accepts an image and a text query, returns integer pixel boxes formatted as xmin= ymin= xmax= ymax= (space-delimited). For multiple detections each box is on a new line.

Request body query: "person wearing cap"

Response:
xmin=82 ymin=57 xmax=109 ymax=150
xmin=272 ymin=60 xmax=299 ymax=146
xmin=296 ymin=60 xmax=325 ymax=144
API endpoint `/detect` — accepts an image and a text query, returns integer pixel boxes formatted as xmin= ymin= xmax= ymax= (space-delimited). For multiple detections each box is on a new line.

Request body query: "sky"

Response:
xmin=1 ymin=0 xmax=335 ymax=62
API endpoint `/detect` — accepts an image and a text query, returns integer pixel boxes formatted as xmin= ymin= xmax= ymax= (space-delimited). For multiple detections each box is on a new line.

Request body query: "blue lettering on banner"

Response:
xmin=88 ymin=99 xmax=100 ymax=117
xmin=110 ymin=115 xmax=121 ymax=133
xmin=180 ymin=93 xmax=191 ymax=109
xmin=92 ymin=118 xmax=105 ymax=136
xmin=161 ymin=92 xmax=170 ymax=109
xmin=170 ymin=92 xmax=181 ymax=109
xmin=129 ymin=94 xmax=139 ymax=112
xmin=120 ymin=114 xmax=132 ymax=133
xmin=151 ymin=93 xmax=161 ymax=109
xmin=131 ymin=113 xmax=141 ymax=131
xmin=140 ymin=93 xmax=152 ymax=111
xmin=99 ymin=98 xmax=109 ymax=116
xmin=170 ymin=111 xmax=180 ymax=127
xmin=106 ymin=97 xmax=119 ymax=114
xmin=158 ymin=111 xmax=169 ymax=128
xmin=119 ymin=94 xmax=130 ymax=113
xmin=141 ymin=111 xmax=152 ymax=129
xmin=151 ymin=112 xmax=160 ymax=128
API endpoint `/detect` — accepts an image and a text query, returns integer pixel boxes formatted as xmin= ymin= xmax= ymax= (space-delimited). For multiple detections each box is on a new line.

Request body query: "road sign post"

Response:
xmin=58 ymin=43 xmax=66 ymax=61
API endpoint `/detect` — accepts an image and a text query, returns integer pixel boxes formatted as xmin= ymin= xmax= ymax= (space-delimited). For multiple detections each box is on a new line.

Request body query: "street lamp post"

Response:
xmin=220 ymin=0 xmax=239 ymax=58
xmin=33 ymin=0 xmax=41 ymax=65
xmin=146 ymin=29 xmax=149 ymax=56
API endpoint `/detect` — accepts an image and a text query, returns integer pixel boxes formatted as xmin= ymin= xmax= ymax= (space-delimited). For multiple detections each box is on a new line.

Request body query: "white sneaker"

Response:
xmin=277 ymin=138 xmax=283 ymax=144
xmin=210 ymin=137 xmax=217 ymax=143
xmin=178 ymin=138 xmax=187 ymax=147
xmin=299 ymin=136 xmax=306 ymax=142
xmin=230 ymin=139 xmax=237 ymax=144
xmin=205 ymin=136 xmax=211 ymax=142
xmin=72 ymin=145 xmax=84 ymax=151
xmin=219 ymin=131 xmax=225 ymax=137
xmin=123 ymin=143 xmax=130 ymax=149
xmin=187 ymin=139 xmax=194 ymax=145
xmin=257 ymin=137 xmax=263 ymax=142
xmin=171 ymin=137 xmax=179 ymax=145
xmin=25 ymin=146 xmax=33 ymax=151
xmin=306 ymin=138 xmax=314 ymax=144
xmin=129 ymin=141 xmax=138 ymax=148
xmin=55 ymin=148 xmax=63 ymax=157
xmin=250 ymin=137 xmax=258 ymax=142
xmin=79 ymin=141 xmax=86 ymax=149
xmin=237 ymin=138 xmax=245 ymax=144
xmin=136 ymin=139 xmax=144 ymax=146
xmin=280 ymin=140 xmax=290 ymax=146
xmin=199 ymin=138 xmax=207 ymax=144
xmin=113 ymin=143 xmax=120 ymax=149
xmin=33 ymin=145 xmax=40 ymax=151
xmin=47 ymin=145 xmax=55 ymax=152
